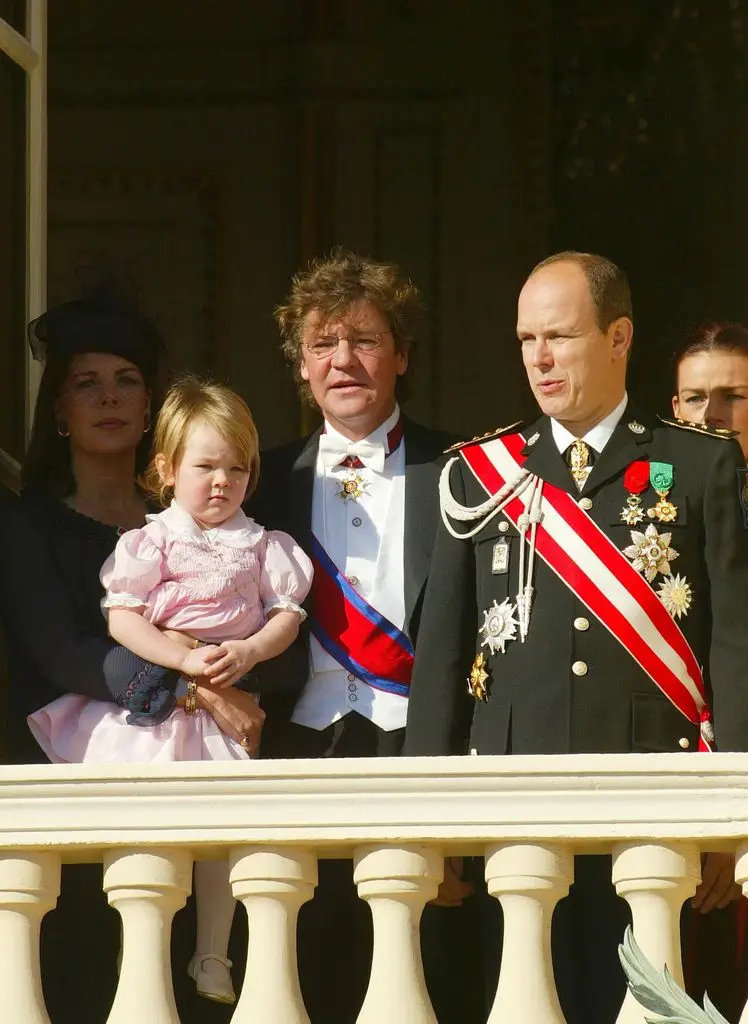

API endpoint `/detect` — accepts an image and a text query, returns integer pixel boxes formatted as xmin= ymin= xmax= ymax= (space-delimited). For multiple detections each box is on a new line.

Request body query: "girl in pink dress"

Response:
xmin=28 ymin=376 xmax=313 ymax=1005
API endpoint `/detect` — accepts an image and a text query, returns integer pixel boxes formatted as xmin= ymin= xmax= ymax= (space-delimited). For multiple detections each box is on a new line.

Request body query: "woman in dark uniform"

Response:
xmin=672 ymin=320 xmax=748 ymax=1022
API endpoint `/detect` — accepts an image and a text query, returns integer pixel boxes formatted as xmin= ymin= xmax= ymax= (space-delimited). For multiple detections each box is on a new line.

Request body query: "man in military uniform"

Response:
xmin=403 ymin=251 xmax=748 ymax=1021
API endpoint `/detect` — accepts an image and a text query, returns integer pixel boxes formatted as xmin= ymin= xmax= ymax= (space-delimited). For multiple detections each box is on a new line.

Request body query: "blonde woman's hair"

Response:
xmin=141 ymin=375 xmax=260 ymax=507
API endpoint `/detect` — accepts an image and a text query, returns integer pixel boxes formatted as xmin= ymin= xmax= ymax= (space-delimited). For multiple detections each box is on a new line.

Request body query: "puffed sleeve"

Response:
xmin=100 ymin=524 xmax=166 ymax=609
xmin=258 ymin=530 xmax=313 ymax=621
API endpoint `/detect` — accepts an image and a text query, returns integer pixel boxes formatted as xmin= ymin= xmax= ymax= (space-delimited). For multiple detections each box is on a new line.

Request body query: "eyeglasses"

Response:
xmin=303 ymin=331 xmax=391 ymax=360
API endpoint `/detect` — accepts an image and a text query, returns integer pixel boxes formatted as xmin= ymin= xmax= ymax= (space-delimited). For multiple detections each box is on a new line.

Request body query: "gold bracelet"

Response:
xmin=184 ymin=679 xmax=198 ymax=715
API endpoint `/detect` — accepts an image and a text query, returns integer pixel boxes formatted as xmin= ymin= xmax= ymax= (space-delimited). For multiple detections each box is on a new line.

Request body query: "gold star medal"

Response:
xmin=646 ymin=462 xmax=678 ymax=523
xmin=657 ymin=573 xmax=693 ymax=619
xmin=479 ymin=598 xmax=519 ymax=654
xmin=468 ymin=652 xmax=490 ymax=702
xmin=623 ymin=524 xmax=679 ymax=582
xmin=337 ymin=468 xmax=368 ymax=503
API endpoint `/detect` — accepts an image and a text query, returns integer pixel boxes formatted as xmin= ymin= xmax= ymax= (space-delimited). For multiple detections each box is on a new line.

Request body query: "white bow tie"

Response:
xmin=318 ymin=434 xmax=386 ymax=474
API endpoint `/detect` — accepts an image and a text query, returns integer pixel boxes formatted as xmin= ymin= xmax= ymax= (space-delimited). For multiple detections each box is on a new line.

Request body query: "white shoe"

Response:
xmin=187 ymin=952 xmax=236 ymax=1004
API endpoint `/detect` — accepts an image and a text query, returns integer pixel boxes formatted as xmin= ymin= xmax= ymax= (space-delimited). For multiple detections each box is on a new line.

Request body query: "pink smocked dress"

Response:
xmin=27 ymin=500 xmax=313 ymax=764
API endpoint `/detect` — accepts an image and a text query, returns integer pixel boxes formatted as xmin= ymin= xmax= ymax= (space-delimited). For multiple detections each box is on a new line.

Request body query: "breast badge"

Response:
xmin=623 ymin=524 xmax=679 ymax=582
xmin=620 ymin=460 xmax=649 ymax=525
xmin=646 ymin=462 xmax=678 ymax=523
xmin=337 ymin=469 xmax=369 ymax=503
xmin=479 ymin=598 xmax=519 ymax=654
xmin=468 ymin=652 xmax=490 ymax=702
xmin=491 ymin=538 xmax=510 ymax=575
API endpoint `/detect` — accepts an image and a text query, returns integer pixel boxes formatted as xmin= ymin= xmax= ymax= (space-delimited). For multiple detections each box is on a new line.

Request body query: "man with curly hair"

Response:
xmin=251 ymin=248 xmax=475 ymax=1024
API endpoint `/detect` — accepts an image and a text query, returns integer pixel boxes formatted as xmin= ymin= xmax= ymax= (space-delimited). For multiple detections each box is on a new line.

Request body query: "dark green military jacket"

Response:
xmin=404 ymin=406 xmax=748 ymax=756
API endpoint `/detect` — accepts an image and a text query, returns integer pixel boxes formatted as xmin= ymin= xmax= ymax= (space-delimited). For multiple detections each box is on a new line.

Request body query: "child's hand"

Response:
xmin=203 ymin=639 xmax=258 ymax=688
xmin=179 ymin=644 xmax=221 ymax=679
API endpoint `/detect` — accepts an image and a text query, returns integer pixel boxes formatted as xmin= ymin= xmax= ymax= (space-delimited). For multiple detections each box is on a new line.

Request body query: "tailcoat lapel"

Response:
xmin=286 ymin=428 xmax=320 ymax=553
xmin=403 ymin=419 xmax=442 ymax=631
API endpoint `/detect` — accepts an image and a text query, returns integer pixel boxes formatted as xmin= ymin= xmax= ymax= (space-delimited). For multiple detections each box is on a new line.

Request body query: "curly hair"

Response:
xmin=275 ymin=248 xmax=424 ymax=405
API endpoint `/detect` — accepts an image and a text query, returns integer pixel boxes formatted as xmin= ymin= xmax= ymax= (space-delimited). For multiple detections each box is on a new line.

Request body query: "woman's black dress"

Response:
xmin=0 ymin=490 xmax=309 ymax=1023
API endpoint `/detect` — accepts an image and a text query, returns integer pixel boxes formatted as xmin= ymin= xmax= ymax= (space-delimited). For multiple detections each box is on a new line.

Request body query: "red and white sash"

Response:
xmin=458 ymin=432 xmax=713 ymax=751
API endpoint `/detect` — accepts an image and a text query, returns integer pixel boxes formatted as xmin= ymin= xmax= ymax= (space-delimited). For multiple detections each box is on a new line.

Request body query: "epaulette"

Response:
xmin=657 ymin=416 xmax=738 ymax=440
xmin=443 ymin=421 xmax=524 ymax=454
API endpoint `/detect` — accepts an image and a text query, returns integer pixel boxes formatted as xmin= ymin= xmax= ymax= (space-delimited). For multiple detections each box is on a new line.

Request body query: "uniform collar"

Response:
xmin=550 ymin=393 xmax=629 ymax=456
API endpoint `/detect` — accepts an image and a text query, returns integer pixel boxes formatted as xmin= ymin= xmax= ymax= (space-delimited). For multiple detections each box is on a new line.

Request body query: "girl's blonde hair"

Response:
xmin=142 ymin=375 xmax=260 ymax=507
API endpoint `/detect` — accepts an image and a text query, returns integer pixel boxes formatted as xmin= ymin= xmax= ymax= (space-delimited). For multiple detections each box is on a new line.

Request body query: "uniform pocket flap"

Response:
xmin=631 ymin=691 xmax=697 ymax=753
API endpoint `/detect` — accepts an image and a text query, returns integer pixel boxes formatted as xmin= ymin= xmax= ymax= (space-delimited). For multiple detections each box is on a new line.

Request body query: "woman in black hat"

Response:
xmin=0 ymin=280 xmax=264 ymax=1023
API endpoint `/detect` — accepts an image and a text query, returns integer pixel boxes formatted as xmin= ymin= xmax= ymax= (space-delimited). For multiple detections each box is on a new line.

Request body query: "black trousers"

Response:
xmin=287 ymin=715 xmax=483 ymax=1024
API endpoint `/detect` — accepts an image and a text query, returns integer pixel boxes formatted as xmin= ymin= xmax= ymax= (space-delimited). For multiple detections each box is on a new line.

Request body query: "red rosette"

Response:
xmin=623 ymin=460 xmax=649 ymax=495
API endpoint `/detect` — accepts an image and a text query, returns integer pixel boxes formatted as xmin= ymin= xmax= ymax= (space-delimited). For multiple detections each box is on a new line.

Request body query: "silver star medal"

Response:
xmin=479 ymin=598 xmax=519 ymax=655
xmin=622 ymin=523 xmax=679 ymax=583
xmin=657 ymin=573 xmax=693 ymax=619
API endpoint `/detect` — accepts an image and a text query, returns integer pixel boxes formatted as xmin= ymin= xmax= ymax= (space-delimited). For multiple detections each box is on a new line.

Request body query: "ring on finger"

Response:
xmin=240 ymin=735 xmax=252 ymax=750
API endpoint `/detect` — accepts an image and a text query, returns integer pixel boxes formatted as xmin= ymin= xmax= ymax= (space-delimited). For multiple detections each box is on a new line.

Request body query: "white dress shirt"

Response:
xmin=291 ymin=405 xmax=409 ymax=732
xmin=550 ymin=393 xmax=629 ymax=458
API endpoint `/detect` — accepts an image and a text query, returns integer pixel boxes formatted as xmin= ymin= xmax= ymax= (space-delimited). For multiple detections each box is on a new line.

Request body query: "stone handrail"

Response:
xmin=1 ymin=752 xmax=748 ymax=1023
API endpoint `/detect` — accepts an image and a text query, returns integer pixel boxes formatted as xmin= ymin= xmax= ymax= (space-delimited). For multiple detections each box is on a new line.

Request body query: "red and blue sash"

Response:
xmin=309 ymin=535 xmax=413 ymax=697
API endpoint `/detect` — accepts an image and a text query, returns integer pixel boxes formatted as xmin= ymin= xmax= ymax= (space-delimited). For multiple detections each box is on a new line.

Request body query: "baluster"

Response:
xmin=353 ymin=844 xmax=442 ymax=1024
xmin=0 ymin=852 xmax=60 ymax=1024
xmin=613 ymin=841 xmax=700 ymax=1024
xmin=229 ymin=846 xmax=317 ymax=1024
xmin=485 ymin=842 xmax=572 ymax=1024
xmin=103 ymin=847 xmax=192 ymax=1024
xmin=733 ymin=844 xmax=748 ymax=1024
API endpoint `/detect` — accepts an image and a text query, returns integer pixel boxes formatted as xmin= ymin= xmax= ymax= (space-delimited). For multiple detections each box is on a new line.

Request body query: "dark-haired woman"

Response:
xmin=0 ymin=289 xmax=271 ymax=1023
xmin=673 ymin=321 xmax=748 ymax=460
xmin=672 ymin=321 xmax=748 ymax=1021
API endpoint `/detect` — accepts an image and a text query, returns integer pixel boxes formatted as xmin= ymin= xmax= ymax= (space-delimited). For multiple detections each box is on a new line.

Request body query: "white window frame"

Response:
xmin=0 ymin=0 xmax=46 ymax=491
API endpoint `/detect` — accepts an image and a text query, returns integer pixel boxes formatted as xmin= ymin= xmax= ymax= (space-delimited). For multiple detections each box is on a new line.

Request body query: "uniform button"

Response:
xmin=498 ymin=521 xmax=509 ymax=533
xmin=574 ymin=617 xmax=590 ymax=632
xmin=571 ymin=660 xmax=588 ymax=676
xmin=679 ymin=737 xmax=690 ymax=749
xmin=348 ymin=683 xmax=357 ymax=692
xmin=349 ymin=693 xmax=359 ymax=703
xmin=352 ymin=517 xmax=362 ymax=527
xmin=349 ymin=576 xmax=359 ymax=587
xmin=579 ymin=497 xmax=593 ymax=511
xmin=347 ymin=673 xmax=356 ymax=682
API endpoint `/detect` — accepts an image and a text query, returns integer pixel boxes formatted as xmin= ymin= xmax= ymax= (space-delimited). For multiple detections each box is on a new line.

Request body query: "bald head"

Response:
xmin=517 ymin=256 xmax=633 ymax=436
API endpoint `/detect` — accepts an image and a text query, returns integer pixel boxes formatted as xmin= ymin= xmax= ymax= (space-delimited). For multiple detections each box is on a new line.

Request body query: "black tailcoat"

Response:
xmin=404 ymin=408 xmax=748 ymax=757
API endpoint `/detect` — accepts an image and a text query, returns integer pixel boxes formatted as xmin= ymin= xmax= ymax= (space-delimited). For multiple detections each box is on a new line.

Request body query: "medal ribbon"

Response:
xmin=459 ymin=434 xmax=712 ymax=751
xmin=309 ymin=534 xmax=414 ymax=697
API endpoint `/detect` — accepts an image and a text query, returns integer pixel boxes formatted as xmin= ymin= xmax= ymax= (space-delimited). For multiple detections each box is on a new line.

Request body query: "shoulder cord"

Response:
xmin=516 ymin=475 xmax=543 ymax=641
xmin=438 ymin=457 xmax=533 ymax=539
xmin=439 ymin=455 xmax=545 ymax=641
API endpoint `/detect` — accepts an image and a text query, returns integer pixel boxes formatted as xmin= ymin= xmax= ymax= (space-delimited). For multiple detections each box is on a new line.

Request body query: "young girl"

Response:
xmin=28 ymin=376 xmax=313 ymax=1005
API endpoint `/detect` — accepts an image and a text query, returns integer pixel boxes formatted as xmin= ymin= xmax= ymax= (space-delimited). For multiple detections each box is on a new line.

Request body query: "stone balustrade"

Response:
xmin=0 ymin=752 xmax=747 ymax=1023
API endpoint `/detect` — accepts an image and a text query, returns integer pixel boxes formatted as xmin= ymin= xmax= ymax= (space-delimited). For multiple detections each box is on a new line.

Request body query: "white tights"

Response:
xmin=194 ymin=858 xmax=236 ymax=958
